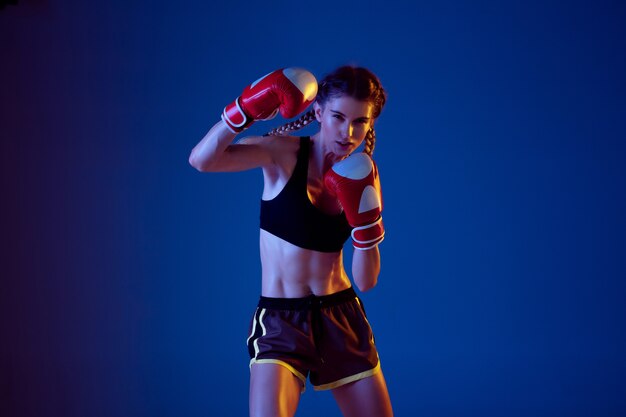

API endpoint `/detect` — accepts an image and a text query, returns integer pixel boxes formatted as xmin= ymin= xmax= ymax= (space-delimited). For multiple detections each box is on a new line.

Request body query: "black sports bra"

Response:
xmin=259 ymin=136 xmax=352 ymax=252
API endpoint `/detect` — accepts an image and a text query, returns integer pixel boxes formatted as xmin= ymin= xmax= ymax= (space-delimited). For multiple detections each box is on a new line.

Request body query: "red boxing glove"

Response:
xmin=324 ymin=153 xmax=385 ymax=250
xmin=221 ymin=67 xmax=318 ymax=133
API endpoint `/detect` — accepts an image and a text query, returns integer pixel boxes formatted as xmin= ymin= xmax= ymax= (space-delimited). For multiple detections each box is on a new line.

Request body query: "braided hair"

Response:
xmin=266 ymin=66 xmax=387 ymax=157
xmin=265 ymin=109 xmax=316 ymax=137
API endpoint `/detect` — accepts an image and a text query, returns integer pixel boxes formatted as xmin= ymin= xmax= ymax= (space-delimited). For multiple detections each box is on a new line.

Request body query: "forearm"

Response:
xmin=351 ymin=246 xmax=381 ymax=292
xmin=190 ymin=67 xmax=316 ymax=173
xmin=188 ymin=120 xmax=237 ymax=172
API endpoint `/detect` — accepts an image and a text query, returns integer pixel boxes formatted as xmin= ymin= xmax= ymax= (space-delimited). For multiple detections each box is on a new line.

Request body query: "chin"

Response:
xmin=334 ymin=144 xmax=352 ymax=154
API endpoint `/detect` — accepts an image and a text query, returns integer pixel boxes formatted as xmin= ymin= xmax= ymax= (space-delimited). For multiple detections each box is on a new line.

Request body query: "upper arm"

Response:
xmin=201 ymin=135 xmax=280 ymax=173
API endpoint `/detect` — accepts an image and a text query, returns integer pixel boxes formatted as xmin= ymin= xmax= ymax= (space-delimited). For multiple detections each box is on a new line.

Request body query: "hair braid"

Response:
xmin=265 ymin=110 xmax=316 ymax=136
xmin=364 ymin=128 xmax=376 ymax=157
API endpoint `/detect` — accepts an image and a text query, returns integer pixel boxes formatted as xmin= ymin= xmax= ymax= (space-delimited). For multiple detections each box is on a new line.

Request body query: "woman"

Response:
xmin=189 ymin=65 xmax=393 ymax=417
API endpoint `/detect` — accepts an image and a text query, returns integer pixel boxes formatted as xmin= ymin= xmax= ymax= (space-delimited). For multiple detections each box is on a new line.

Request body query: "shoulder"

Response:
xmin=240 ymin=135 xmax=301 ymax=160
xmin=233 ymin=134 xmax=302 ymax=173
xmin=237 ymin=134 xmax=301 ymax=149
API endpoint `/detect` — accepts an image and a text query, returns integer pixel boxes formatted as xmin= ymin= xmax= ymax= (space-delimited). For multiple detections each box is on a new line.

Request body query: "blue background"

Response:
xmin=1 ymin=1 xmax=625 ymax=416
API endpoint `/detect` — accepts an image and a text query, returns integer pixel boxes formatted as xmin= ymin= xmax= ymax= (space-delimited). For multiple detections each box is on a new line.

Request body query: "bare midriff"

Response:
xmin=259 ymin=229 xmax=351 ymax=298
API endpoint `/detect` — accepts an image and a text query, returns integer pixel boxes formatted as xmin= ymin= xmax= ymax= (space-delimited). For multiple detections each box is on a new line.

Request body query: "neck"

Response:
xmin=310 ymin=133 xmax=341 ymax=176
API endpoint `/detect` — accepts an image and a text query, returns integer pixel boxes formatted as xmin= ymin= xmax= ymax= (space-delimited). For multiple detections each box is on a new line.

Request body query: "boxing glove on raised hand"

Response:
xmin=221 ymin=68 xmax=318 ymax=133
xmin=324 ymin=153 xmax=385 ymax=250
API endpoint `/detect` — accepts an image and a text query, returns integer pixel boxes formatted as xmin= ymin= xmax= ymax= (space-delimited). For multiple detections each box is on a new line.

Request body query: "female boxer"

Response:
xmin=189 ymin=66 xmax=393 ymax=417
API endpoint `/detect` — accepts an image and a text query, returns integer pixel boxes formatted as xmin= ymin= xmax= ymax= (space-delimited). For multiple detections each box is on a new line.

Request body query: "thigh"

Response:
xmin=332 ymin=369 xmax=393 ymax=417
xmin=249 ymin=363 xmax=303 ymax=417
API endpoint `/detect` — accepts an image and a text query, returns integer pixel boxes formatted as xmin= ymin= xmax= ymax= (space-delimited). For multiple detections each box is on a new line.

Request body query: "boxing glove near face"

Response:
xmin=222 ymin=68 xmax=318 ymax=133
xmin=324 ymin=153 xmax=385 ymax=250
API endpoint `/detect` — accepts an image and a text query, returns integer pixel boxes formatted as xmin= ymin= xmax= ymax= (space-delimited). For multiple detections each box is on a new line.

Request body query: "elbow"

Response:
xmin=188 ymin=151 xmax=209 ymax=172
xmin=355 ymin=274 xmax=378 ymax=293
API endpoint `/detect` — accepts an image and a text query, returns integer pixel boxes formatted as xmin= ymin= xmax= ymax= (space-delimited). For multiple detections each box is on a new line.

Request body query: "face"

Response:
xmin=314 ymin=95 xmax=374 ymax=156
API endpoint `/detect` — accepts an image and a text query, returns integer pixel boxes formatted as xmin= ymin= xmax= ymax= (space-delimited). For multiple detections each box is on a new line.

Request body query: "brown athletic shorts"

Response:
xmin=246 ymin=287 xmax=380 ymax=391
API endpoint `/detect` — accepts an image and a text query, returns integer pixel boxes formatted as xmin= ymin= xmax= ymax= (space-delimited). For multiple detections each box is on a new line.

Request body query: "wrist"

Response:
xmin=222 ymin=97 xmax=253 ymax=133
xmin=352 ymin=215 xmax=385 ymax=250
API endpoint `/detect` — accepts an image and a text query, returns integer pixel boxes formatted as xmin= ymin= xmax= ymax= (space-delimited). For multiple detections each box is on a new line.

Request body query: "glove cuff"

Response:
xmin=352 ymin=216 xmax=385 ymax=250
xmin=222 ymin=97 xmax=252 ymax=133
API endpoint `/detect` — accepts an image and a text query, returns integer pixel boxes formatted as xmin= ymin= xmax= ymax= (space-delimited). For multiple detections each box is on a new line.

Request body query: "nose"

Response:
xmin=343 ymin=123 xmax=354 ymax=138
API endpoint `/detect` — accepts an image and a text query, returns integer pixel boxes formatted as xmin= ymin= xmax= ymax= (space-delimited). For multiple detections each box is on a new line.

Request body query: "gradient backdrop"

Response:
xmin=1 ymin=1 xmax=625 ymax=416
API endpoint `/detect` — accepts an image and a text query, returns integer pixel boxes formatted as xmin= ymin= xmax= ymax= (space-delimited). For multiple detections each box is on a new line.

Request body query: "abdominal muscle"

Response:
xmin=259 ymin=229 xmax=352 ymax=298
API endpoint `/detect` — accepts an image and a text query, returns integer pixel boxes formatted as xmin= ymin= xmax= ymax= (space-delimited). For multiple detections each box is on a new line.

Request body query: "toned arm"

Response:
xmin=188 ymin=120 xmax=274 ymax=172
xmin=351 ymin=246 xmax=381 ymax=292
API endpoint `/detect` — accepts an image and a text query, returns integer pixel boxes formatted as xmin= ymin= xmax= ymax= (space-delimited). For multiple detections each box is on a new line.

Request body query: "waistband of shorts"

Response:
xmin=258 ymin=287 xmax=357 ymax=310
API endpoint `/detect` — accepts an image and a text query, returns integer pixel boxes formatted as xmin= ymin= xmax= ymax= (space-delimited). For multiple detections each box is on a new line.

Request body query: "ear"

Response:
xmin=313 ymin=102 xmax=323 ymax=123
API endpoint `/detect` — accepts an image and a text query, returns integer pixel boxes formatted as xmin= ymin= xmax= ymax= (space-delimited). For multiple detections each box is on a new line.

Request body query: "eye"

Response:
xmin=332 ymin=114 xmax=344 ymax=121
